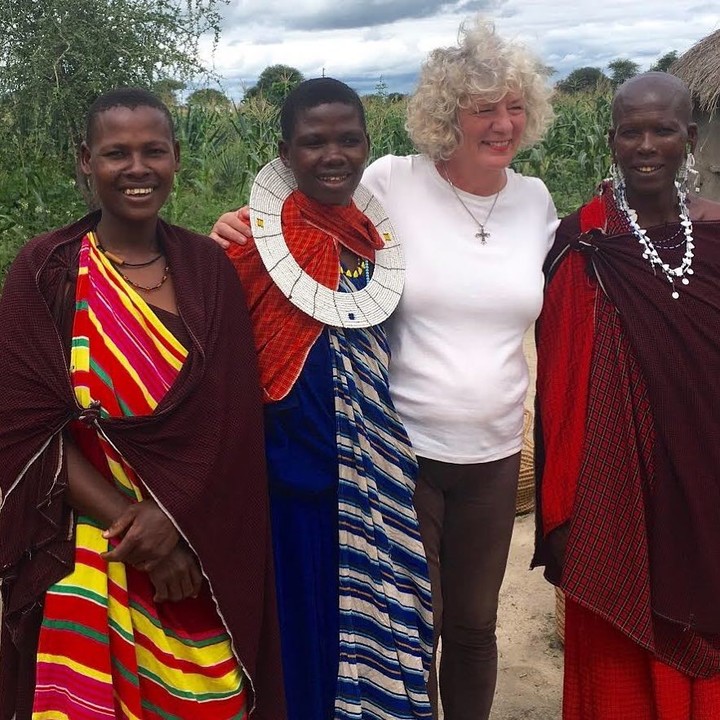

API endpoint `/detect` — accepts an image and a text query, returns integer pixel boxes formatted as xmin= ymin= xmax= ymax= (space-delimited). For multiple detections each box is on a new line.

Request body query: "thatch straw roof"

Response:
xmin=672 ymin=29 xmax=720 ymax=114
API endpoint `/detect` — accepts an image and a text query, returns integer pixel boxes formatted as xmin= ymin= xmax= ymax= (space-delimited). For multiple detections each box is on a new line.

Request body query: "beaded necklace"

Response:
xmin=91 ymin=231 xmax=170 ymax=292
xmin=118 ymin=265 xmax=170 ymax=292
xmin=341 ymin=257 xmax=371 ymax=283
xmin=613 ymin=179 xmax=695 ymax=300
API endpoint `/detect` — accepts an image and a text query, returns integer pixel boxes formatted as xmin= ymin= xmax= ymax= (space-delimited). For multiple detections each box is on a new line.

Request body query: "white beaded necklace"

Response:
xmin=614 ymin=179 xmax=695 ymax=300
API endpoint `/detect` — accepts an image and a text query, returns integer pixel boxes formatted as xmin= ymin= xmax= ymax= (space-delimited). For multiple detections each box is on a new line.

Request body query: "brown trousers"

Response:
xmin=415 ymin=453 xmax=520 ymax=720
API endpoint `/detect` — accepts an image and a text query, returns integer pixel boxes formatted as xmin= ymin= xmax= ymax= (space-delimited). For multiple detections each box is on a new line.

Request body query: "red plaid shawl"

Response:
xmin=0 ymin=213 xmax=285 ymax=719
xmin=227 ymin=189 xmax=383 ymax=402
xmin=535 ymin=187 xmax=720 ymax=677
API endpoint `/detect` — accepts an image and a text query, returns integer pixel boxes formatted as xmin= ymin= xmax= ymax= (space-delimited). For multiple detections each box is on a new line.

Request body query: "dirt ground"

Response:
xmin=489 ymin=330 xmax=563 ymax=720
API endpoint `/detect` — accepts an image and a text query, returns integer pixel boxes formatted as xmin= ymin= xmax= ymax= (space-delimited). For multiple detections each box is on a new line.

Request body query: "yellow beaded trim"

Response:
xmin=341 ymin=259 xmax=366 ymax=278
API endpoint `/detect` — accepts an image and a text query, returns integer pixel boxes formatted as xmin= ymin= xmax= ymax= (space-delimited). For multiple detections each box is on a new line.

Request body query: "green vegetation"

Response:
xmin=514 ymin=90 xmax=613 ymax=215
xmin=0 ymin=0 xmax=226 ymax=153
xmin=0 ymin=89 xmax=612 ymax=280
xmin=244 ymin=65 xmax=306 ymax=105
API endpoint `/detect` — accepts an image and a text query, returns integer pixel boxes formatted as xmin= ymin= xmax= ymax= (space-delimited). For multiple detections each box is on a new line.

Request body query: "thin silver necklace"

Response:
xmin=443 ymin=164 xmax=501 ymax=244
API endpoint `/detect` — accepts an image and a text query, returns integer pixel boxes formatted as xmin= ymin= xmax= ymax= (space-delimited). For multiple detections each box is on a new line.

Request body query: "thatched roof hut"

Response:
xmin=672 ymin=29 xmax=720 ymax=114
xmin=672 ymin=30 xmax=720 ymax=200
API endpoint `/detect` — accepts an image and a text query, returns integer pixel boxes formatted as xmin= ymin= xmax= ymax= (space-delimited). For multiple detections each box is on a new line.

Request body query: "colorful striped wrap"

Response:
xmin=32 ymin=232 xmax=247 ymax=719
xmin=330 ymin=289 xmax=433 ymax=719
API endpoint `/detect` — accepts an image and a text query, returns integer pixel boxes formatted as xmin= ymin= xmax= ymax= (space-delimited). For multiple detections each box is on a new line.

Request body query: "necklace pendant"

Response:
xmin=476 ymin=226 xmax=490 ymax=244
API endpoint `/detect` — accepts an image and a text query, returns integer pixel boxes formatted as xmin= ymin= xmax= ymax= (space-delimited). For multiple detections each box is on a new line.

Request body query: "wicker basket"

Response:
xmin=555 ymin=587 xmax=565 ymax=645
xmin=515 ymin=409 xmax=535 ymax=515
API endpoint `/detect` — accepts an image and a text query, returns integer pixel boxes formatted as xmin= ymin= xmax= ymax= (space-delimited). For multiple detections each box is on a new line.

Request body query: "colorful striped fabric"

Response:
xmin=32 ymin=232 xmax=247 ymax=719
xmin=330 ymin=277 xmax=433 ymax=719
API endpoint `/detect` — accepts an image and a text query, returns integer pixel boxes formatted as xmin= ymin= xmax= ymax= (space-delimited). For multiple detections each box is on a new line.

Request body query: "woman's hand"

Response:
xmin=546 ymin=522 xmax=570 ymax=579
xmin=148 ymin=543 xmax=204 ymax=603
xmin=101 ymin=498 xmax=179 ymax=569
xmin=209 ymin=207 xmax=252 ymax=249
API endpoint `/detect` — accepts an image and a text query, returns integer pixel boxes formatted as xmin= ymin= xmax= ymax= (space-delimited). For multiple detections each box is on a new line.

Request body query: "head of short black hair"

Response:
xmin=611 ymin=71 xmax=693 ymax=126
xmin=85 ymin=87 xmax=176 ymax=145
xmin=280 ymin=78 xmax=366 ymax=140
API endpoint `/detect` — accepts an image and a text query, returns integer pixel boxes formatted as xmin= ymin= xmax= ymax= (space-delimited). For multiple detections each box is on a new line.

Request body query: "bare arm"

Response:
xmin=65 ymin=439 xmax=132 ymax=526
xmin=65 ymin=438 xmax=198 ymax=601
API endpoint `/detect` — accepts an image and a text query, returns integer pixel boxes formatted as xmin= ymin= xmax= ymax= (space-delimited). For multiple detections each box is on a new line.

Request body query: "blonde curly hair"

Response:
xmin=406 ymin=18 xmax=554 ymax=161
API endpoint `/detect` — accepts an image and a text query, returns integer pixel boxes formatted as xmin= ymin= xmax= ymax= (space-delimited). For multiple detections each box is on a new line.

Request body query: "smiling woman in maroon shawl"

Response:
xmin=535 ymin=72 xmax=720 ymax=719
xmin=0 ymin=88 xmax=284 ymax=720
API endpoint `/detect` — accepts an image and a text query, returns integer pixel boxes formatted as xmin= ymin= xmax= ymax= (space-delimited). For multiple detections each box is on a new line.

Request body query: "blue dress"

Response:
xmin=264 ymin=329 xmax=339 ymax=719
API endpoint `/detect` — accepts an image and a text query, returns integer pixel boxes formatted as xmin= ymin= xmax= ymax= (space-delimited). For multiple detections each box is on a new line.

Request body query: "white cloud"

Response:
xmin=199 ymin=0 xmax=719 ymax=98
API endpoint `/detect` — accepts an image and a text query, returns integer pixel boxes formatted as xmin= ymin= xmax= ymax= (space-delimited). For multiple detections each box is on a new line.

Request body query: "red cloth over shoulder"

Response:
xmin=537 ymin=198 xmax=604 ymax=534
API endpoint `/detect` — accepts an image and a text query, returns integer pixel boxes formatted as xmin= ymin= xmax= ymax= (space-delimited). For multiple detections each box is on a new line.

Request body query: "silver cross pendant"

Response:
xmin=475 ymin=226 xmax=490 ymax=244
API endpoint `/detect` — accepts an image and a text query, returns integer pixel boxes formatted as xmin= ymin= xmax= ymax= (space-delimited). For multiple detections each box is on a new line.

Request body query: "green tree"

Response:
xmin=651 ymin=51 xmax=679 ymax=72
xmin=0 ymin=0 xmax=226 ymax=151
xmin=556 ymin=67 xmax=610 ymax=94
xmin=607 ymin=59 xmax=640 ymax=87
xmin=245 ymin=65 xmax=305 ymax=106
xmin=187 ymin=88 xmax=231 ymax=109
xmin=153 ymin=78 xmax=187 ymax=107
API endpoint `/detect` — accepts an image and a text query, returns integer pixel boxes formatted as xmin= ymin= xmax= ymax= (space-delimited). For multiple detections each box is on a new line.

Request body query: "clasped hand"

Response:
xmin=101 ymin=499 xmax=202 ymax=601
xmin=102 ymin=498 xmax=179 ymax=569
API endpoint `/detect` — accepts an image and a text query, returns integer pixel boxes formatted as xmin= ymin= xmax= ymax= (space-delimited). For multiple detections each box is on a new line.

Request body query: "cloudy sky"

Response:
xmin=199 ymin=0 xmax=719 ymax=98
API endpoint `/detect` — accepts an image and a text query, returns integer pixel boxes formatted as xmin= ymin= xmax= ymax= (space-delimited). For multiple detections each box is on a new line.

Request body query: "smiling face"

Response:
xmin=80 ymin=105 xmax=180 ymax=229
xmin=453 ymin=92 xmax=527 ymax=174
xmin=279 ymin=102 xmax=369 ymax=206
xmin=609 ymin=77 xmax=697 ymax=201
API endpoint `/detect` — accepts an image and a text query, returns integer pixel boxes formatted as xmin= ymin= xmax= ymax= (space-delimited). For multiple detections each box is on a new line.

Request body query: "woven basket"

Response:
xmin=555 ymin=587 xmax=565 ymax=645
xmin=515 ymin=409 xmax=535 ymax=515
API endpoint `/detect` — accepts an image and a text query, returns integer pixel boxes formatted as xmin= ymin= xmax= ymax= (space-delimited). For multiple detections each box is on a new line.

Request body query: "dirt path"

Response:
xmin=492 ymin=513 xmax=563 ymax=719
xmin=490 ymin=329 xmax=563 ymax=719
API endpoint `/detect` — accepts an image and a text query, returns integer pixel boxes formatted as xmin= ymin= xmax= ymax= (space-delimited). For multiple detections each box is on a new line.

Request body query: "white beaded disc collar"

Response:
xmin=248 ymin=157 xmax=405 ymax=328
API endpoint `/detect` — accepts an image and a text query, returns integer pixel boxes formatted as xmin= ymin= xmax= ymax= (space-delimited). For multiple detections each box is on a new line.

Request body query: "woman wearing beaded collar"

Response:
xmin=535 ymin=72 xmax=720 ymax=719
xmin=224 ymin=78 xmax=433 ymax=720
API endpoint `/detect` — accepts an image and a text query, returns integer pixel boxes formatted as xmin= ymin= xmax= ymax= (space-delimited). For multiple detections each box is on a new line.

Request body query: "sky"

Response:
xmin=198 ymin=0 xmax=719 ymax=99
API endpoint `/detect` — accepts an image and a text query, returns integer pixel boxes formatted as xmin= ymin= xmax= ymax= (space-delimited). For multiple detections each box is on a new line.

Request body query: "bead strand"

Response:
xmin=614 ymin=179 xmax=695 ymax=300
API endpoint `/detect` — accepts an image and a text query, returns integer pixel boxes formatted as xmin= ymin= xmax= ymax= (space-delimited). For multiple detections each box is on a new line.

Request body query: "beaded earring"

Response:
xmin=686 ymin=152 xmax=701 ymax=193
xmin=610 ymin=162 xmax=625 ymax=192
xmin=678 ymin=151 xmax=701 ymax=195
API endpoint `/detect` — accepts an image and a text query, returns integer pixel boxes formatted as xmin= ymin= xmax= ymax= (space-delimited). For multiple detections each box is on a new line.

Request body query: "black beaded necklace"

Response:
xmin=96 ymin=241 xmax=164 ymax=268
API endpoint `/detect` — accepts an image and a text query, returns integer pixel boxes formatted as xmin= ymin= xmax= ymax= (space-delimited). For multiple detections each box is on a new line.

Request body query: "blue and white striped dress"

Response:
xmin=331 ymin=315 xmax=433 ymax=719
xmin=265 ymin=273 xmax=432 ymax=719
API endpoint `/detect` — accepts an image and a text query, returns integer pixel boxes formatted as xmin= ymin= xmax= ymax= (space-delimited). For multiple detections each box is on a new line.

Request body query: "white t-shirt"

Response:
xmin=362 ymin=154 xmax=559 ymax=463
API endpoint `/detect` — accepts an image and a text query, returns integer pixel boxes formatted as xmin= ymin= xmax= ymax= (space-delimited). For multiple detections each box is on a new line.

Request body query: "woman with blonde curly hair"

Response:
xmin=359 ymin=20 xmax=558 ymax=719
xmin=210 ymin=17 xmax=558 ymax=720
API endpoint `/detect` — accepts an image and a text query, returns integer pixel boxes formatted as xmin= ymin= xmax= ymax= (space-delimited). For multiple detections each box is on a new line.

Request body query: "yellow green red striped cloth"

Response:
xmin=32 ymin=231 xmax=247 ymax=719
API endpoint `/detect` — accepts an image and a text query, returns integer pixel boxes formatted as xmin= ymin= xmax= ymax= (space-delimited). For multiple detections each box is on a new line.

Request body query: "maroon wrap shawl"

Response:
xmin=535 ymin=193 xmax=720 ymax=676
xmin=0 ymin=212 xmax=285 ymax=719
